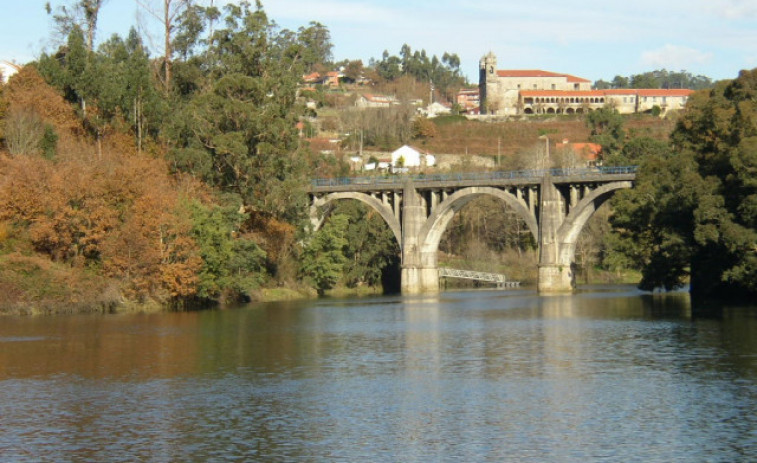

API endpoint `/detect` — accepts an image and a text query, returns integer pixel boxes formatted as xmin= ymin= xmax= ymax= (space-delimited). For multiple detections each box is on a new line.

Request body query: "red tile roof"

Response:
xmin=521 ymin=89 xmax=694 ymax=98
xmin=556 ymin=142 xmax=602 ymax=161
xmin=635 ymin=89 xmax=694 ymax=97
xmin=496 ymin=70 xmax=591 ymax=83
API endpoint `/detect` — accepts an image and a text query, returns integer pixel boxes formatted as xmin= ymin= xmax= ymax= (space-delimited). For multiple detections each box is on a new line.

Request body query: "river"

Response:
xmin=1 ymin=285 xmax=756 ymax=462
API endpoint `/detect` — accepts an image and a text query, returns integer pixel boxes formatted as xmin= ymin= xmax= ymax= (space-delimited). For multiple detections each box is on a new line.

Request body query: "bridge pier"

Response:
xmin=537 ymin=263 xmax=576 ymax=293
xmin=537 ymin=175 xmax=576 ymax=292
xmin=401 ymin=181 xmax=440 ymax=293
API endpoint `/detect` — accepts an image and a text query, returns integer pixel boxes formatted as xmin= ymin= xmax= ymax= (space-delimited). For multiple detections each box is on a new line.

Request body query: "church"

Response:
xmin=478 ymin=52 xmax=693 ymax=116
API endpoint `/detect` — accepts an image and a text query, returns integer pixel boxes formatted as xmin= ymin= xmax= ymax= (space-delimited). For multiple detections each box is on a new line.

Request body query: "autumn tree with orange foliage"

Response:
xmin=0 ymin=67 xmax=203 ymax=306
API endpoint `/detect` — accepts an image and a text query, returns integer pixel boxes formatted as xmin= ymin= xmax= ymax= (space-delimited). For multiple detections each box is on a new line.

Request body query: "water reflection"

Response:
xmin=1 ymin=288 xmax=756 ymax=461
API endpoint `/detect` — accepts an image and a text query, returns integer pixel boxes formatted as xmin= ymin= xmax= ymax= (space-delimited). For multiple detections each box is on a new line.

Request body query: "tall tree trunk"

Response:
xmin=83 ymin=0 xmax=104 ymax=52
xmin=164 ymin=0 xmax=172 ymax=91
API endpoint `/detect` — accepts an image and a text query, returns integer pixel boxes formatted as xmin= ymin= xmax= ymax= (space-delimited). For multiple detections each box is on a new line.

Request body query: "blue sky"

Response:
xmin=2 ymin=0 xmax=756 ymax=84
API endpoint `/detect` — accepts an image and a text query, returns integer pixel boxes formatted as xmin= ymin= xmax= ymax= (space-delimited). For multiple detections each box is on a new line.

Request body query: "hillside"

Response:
xmin=419 ymin=115 xmax=676 ymax=158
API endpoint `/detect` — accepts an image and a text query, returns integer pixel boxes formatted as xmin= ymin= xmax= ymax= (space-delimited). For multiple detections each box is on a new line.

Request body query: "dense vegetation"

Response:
xmin=0 ymin=0 xmax=753 ymax=313
xmin=606 ymin=70 xmax=757 ymax=300
xmin=594 ymin=69 xmax=713 ymax=91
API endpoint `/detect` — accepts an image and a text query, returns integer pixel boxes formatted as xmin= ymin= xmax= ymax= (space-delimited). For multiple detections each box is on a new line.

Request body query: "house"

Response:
xmin=555 ymin=140 xmax=602 ymax=166
xmin=324 ymin=71 xmax=340 ymax=87
xmin=302 ymin=71 xmax=342 ymax=88
xmin=302 ymin=72 xmax=322 ymax=85
xmin=457 ymin=88 xmax=480 ymax=112
xmin=423 ymin=101 xmax=452 ymax=118
xmin=391 ymin=145 xmax=435 ymax=170
xmin=355 ymin=94 xmax=399 ymax=108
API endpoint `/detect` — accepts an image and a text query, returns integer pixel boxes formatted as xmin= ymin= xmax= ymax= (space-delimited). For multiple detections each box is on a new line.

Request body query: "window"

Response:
xmin=551 ymin=84 xmax=556 ymax=90
xmin=533 ymin=84 xmax=537 ymax=89
xmin=574 ymin=83 xmax=580 ymax=90
xmin=517 ymin=84 xmax=521 ymax=89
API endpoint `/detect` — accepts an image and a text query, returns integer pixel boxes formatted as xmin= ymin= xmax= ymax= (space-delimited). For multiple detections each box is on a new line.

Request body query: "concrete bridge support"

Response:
xmin=401 ymin=183 xmax=439 ymax=294
xmin=537 ymin=175 xmax=575 ymax=292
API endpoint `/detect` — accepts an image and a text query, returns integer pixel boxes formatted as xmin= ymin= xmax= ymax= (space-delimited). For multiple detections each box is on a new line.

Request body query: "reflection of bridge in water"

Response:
xmin=308 ymin=166 xmax=637 ymax=294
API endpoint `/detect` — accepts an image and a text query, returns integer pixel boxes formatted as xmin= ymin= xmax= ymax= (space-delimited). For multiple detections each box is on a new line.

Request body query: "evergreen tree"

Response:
xmin=334 ymin=201 xmax=400 ymax=288
xmin=167 ymin=0 xmax=308 ymax=222
xmin=609 ymin=69 xmax=757 ymax=300
xmin=586 ymin=106 xmax=625 ymax=155
xmin=300 ymin=214 xmax=348 ymax=295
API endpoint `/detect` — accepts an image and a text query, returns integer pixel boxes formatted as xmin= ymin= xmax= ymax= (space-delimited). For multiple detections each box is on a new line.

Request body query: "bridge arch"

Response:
xmin=556 ymin=180 xmax=633 ymax=262
xmin=418 ymin=186 xmax=539 ymax=255
xmin=310 ymin=192 xmax=402 ymax=247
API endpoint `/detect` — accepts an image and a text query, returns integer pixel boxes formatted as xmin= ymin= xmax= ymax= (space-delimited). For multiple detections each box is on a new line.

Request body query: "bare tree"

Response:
xmin=135 ymin=0 xmax=190 ymax=91
xmin=45 ymin=0 xmax=106 ymax=51
xmin=4 ymin=108 xmax=43 ymax=156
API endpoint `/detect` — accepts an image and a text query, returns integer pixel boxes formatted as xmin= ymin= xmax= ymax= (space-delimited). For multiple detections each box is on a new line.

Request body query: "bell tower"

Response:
xmin=479 ymin=52 xmax=498 ymax=115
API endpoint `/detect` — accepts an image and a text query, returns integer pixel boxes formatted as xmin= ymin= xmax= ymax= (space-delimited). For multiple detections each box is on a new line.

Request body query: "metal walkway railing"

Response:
xmin=439 ymin=268 xmax=520 ymax=288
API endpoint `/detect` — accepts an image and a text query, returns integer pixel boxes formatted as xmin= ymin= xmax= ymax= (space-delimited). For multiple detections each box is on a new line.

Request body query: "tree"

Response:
xmin=167 ymin=1 xmax=308 ymax=222
xmin=412 ymin=116 xmax=437 ymax=140
xmin=608 ymin=149 xmax=701 ymax=291
xmin=46 ymin=0 xmax=107 ymax=51
xmin=611 ymin=75 xmax=630 ymax=89
xmin=3 ymin=108 xmax=44 ymax=156
xmin=135 ymin=0 xmax=191 ymax=91
xmin=97 ymin=28 xmax=162 ymax=151
xmin=187 ymin=200 xmax=266 ymax=301
xmin=605 ymin=136 xmax=668 ymax=166
xmin=340 ymin=59 xmax=364 ymax=83
xmin=586 ymin=106 xmax=625 ymax=155
xmin=297 ymin=21 xmax=333 ymax=72
xmin=594 ymin=70 xmax=713 ymax=91
xmin=609 ymin=69 xmax=757 ymax=299
xmin=300 ymin=214 xmax=348 ymax=295
xmin=331 ymin=201 xmax=399 ymax=288
xmin=670 ymin=70 xmax=757 ymax=298
xmin=593 ymin=79 xmax=611 ymax=90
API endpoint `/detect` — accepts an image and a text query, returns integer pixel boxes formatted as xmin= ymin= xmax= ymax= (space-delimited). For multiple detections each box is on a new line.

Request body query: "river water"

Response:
xmin=1 ymin=285 xmax=756 ymax=462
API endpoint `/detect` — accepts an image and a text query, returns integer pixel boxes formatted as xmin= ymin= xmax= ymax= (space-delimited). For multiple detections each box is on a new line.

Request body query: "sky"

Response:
xmin=2 ymin=0 xmax=756 ymax=84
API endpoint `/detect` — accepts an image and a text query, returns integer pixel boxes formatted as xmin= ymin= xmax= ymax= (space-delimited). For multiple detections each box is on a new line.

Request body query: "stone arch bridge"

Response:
xmin=308 ymin=166 xmax=636 ymax=294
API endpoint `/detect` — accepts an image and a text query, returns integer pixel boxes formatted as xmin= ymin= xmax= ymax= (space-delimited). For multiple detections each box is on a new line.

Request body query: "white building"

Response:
xmin=391 ymin=145 xmax=435 ymax=169
xmin=355 ymin=94 xmax=399 ymax=108
xmin=423 ymin=102 xmax=452 ymax=118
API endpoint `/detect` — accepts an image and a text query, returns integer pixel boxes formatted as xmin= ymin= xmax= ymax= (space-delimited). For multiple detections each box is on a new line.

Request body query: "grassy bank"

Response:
xmin=0 ymin=252 xmax=122 ymax=315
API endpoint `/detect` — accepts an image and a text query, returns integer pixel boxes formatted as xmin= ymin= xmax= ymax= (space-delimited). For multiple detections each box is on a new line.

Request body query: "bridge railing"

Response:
xmin=311 ymin=166 xmax=637 ymax=188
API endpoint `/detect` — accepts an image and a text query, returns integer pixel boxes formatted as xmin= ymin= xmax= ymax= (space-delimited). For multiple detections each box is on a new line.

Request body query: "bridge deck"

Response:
xmin=310 ymin=166 xmax=637 ymax=193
